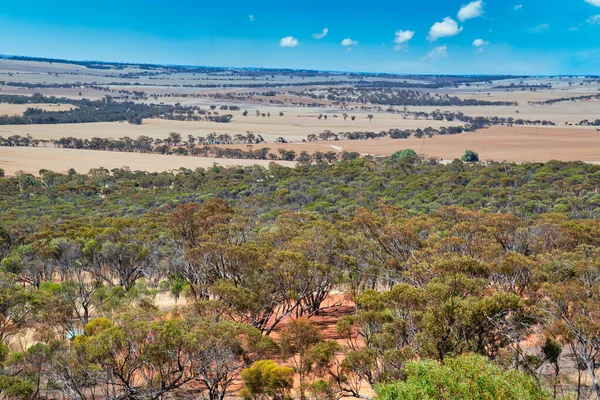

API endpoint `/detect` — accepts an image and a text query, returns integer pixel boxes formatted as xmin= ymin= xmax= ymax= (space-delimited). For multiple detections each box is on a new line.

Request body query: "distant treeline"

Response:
xmin=529 ymin=93 xmax=600 ymax=106
xmin=0 ymin=55 xmax=527 ymax=85
xmin=0 ymin=55 xmax=225 ymax=73
xmin=578 ymin=119 xmax=600 ymax=126
xmin=293 ymin=88 xmax=519 ymax=107
xmin=306 ymin=125 xmax=475 ymax=141
xmin=397 ymin=110 xmax=556 ymax=127
xmin=0 ymin=94 xmax=233 ymax=125
xmin=494 ymin=83 xmax=552 ymax=90
xmin=0 ymin=133 xmax=357 ymax=163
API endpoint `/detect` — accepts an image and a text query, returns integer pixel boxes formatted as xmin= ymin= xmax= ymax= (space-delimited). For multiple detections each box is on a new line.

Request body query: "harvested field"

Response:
xmin=0 ymin=146 xmax=293 ymax=176
xmin=0 ymin=103 xmax=76 ymax=115
xmin=1 ymin=126 xmax=599 ymax=176
xmin=0 ymin=113 xmax=462 ymax=143
xmin=216 ymin=126 xmax=600 ymax=163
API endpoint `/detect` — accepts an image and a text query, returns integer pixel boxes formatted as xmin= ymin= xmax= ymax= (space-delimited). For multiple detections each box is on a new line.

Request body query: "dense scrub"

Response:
xmin=1 ymin=157 xmax=600 ymax=399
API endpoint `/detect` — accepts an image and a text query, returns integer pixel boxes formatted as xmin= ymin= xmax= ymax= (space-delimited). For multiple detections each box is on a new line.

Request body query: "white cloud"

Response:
xmin=312 ymin=28 xmax=329 ymax=39
xmin=427 ymin=17 xmax=463 ymax=41
xmin=587 ymin=15 xmax=600 ymax=24
xmin=473 ymin=38 xmax=489 ymax=47
xmin=514 ymin=4 xmax=523 ymax=10
xmin=426 ymin=45 xmax=449 ymax=60
xmin=248 ymin=15 xmax=255 ymax=22
xmin=341 ymin=38 xmax=358 ymax=46
xmin=394 ymin=30 xmax=415 ymax=45
xmin=280 ymin=36 xmax=299 ymax=47
xmin=529 ymin=23 xmax=550 ymax=33
xmin=458 ymin=1 xmax=484 ymax=22
xmin=585 ymin=0 xmax=600 ymax=6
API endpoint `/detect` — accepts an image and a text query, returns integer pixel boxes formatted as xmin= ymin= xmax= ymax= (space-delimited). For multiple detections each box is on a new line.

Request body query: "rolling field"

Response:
xmin=0 ymin=103 xmax=76 ymax=115
xmin=1 ymin=126 xmax=599 ymax=176
xmin=0 ymin=112 xmax=463 ymax=142
xmin=0 ymin=146 xmax=293 ymax=175
xmin=215 ymin=126 xmax=600 ymax=163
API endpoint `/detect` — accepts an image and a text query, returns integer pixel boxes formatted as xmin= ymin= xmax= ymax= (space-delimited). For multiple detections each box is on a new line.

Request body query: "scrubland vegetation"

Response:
xmin=3 ymin=57 xmax=600 ymax=400
xmin=0 ymin=156 xmax=600 ymax=399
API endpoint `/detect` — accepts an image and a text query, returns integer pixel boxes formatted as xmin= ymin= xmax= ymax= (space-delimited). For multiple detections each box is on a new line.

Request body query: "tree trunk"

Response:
xmin=583 ymin=357 xmax=600 ymax=400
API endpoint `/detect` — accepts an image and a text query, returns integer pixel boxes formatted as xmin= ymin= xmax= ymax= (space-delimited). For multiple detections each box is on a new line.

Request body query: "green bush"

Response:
xmin=375 ymin=354 xmax=554 ymax=400
xmin=461 ymin=150 xmax=479 ymax=162
xmin=240 ymin=360 xmax=294 ymax=400
xmin=392 ymin=149 xmax=418 ymax=160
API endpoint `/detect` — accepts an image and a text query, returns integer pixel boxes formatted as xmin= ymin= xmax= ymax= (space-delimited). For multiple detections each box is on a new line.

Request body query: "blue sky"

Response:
xmin=1 ymin=0 xmax=600 ymax=74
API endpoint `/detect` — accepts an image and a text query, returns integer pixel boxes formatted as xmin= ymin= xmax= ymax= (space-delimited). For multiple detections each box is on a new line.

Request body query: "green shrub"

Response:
xmin=461 ymin=150 xmax=479 ymax=162
xmin=375 ymin=354 xmax=554 ymax=400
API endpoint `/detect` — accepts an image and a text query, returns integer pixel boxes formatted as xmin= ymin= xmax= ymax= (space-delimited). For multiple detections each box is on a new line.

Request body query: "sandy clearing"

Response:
xmin=0 ymin=147 xmax=294 ymax=176
xmin=0 ymin=113 xmax=463 ymax=143
xmin=214 ymin=126 xmax=600 ymax=163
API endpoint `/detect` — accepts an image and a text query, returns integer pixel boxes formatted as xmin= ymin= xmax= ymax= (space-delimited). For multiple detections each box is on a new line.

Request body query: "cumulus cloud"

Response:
xmin=248 ymin=15 xmax=255 ymax=22
xmin=585 ymin=0 xmax=600 ymax=6
xmin=529 ymin=23 xmax=550 ymax=33
xmin=426 ymin=45 xmax=449 ymax=60
xmin=473 ymin=38 xmax=489 ymax=47
xmin=313 ymin=28 xmax=329 ymax=39
xmin=341 ymin=38 xmax=358 ymax=46
xmin=587 ymin=15 xmax=600 ymax=24
xmin=514 ymin=4 xmax=523 ymax=10
xmin=280 ymin=36 xmax=299 ymax=47
xmin=427 ymin=17 xmax=463 ymax=41
xmin=393 ymin=30 xmax=415 ymax=50
xmin=458 ymin=1 xmax=484 ymax=22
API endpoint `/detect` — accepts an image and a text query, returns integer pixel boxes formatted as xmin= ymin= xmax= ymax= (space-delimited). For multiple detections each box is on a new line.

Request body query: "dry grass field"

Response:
xmin=215 ymin=126 xmax=600 ymax=163
xmin=2 ymin=58 xmax=600 ymax=175
xmin=0 ymin=103 xmax=76 ymax=115
xmin=0 ymin=112 xmax=463 ymax=142
xmin=0 ymin=146 xmax=293 ymax=176
xmin=1 ymin=126 xmax=598 ymax=176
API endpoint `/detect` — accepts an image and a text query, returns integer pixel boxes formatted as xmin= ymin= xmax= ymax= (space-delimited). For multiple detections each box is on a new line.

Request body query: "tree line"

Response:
xmin=0 ymin=94 xmax=234 ymax=125
xmin=293 ymin=88 xmax=519 ymax=107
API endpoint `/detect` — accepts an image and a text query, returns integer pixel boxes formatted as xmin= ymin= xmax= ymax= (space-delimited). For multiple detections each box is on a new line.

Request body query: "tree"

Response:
xmin=241 ymin=360 xmax=294 ymax=400
xmin=189 ymin=319 xmax=275 ymax=400
xmin=280 ymin=319 xmax=324 ymax=400
xmin=375 ymin=354 xmax=554 ymax=400
xmin=392 ymin=149 xmax=417 ymax=160
xmin=71 ymin=309 xmax=258 ymax=400
xmin=0 ymin=376 xmax=34 ymax=399
xmin=544 ymin=247 xmax=600 ymax=400
xmin=461 ymin=150 xmax=479 ymax=162
xmin=0 ymin=273 xmax=37 ymax=344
